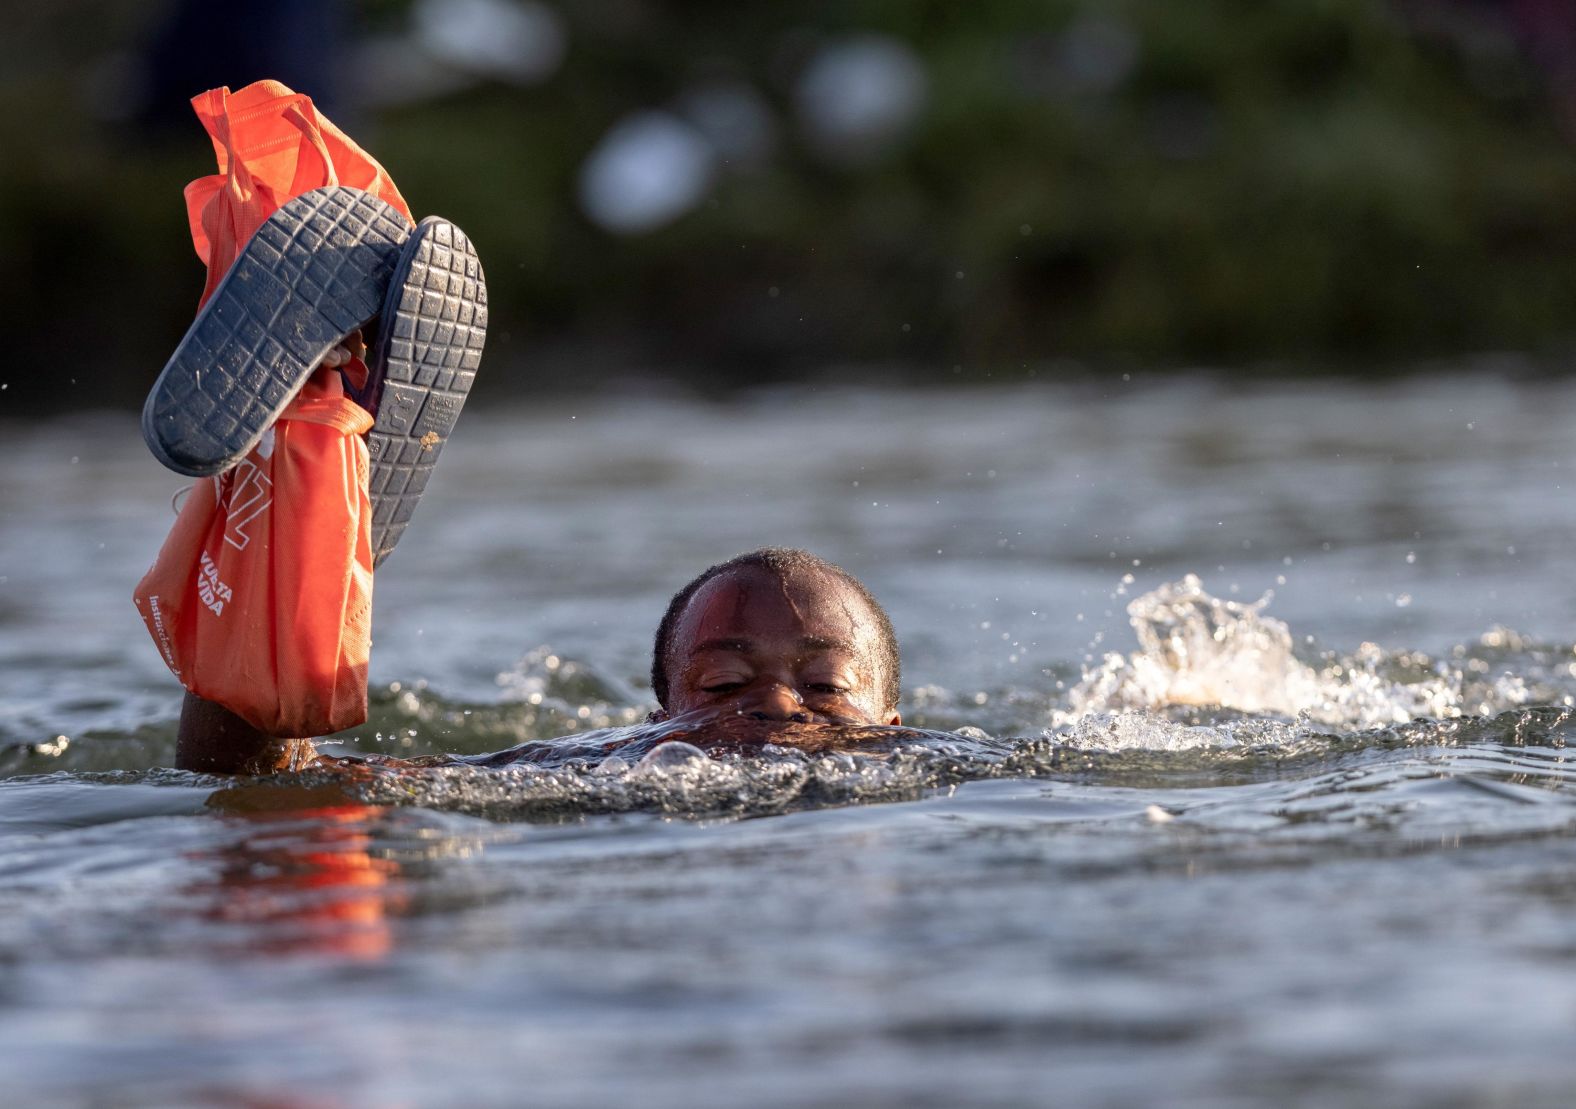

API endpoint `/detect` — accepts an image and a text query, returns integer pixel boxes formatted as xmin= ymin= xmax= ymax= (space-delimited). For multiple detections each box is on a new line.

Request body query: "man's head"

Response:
xmin=650 ymin=549 xmax=901 ymax=726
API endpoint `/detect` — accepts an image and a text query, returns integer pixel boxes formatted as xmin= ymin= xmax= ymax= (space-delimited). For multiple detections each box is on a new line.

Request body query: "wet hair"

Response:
xmin=650 ymin=548 xmax=901 ymax=713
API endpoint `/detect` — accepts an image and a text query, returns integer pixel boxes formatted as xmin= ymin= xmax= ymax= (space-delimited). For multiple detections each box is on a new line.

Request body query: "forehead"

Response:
xmin=671 ymin=566 xmax=878 ymax=657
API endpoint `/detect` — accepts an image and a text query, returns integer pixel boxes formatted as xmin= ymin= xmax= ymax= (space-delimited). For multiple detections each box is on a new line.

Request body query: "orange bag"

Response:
xmin=134 ymin=80 xmax=410 ymax=738
xmin=136 ymin=374 xmax=375 ymax=737
xmin=183 ymin=80 xmax=410 ymax=308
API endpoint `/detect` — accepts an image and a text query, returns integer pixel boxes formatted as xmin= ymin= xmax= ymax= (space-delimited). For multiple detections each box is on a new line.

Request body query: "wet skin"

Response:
xmin=654 ymin=565 xmax=901 ymax=729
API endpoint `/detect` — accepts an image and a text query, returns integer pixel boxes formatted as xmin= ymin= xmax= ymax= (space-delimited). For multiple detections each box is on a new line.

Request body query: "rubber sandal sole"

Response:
xmin=141 ymin=185 xmax=414 ymax=477
xmin=357 ymin=216 xmax=489 ymax=567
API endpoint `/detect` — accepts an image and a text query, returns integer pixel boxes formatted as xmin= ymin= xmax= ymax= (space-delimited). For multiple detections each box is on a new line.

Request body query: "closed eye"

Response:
xmin=702 ymin=681 xmax=746 ymax=693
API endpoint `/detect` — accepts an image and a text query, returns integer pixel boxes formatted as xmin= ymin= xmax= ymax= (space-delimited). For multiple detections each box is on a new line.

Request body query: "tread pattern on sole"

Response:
xmin=143 ymin=186 xmax=413 ymax=477
xmin=363 ymin=217 xmax=488 ymax=567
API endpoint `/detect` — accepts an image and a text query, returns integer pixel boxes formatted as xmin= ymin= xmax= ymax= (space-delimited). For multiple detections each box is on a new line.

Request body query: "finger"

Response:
xmin=320 ymin=345 xmax=350 ymax=368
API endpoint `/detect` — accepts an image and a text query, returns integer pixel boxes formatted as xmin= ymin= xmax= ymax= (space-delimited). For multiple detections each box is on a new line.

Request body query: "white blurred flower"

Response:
xmin=794 ymin=34 xmax=928 ymax=166
xmin=413 ymin=0 xmax=567 ymax=84
xmin=578 ymin=111 xmax=717 ymax=234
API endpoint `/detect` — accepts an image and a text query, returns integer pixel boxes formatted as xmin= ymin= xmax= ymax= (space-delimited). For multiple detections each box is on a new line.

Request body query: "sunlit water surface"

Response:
xmin=5 ymin=374 xmax=1576 ymax=1106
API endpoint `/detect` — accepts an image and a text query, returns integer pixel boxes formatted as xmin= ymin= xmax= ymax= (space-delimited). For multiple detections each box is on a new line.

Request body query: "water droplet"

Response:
xmin=636 ymin=741 xmax=707 ymax=770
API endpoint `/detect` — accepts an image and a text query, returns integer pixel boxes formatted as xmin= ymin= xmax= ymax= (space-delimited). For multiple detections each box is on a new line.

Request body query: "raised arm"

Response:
xmin=171 ymin=340 xmax=362 ymax=776
xmin=162 ymin=205 xmax=484 ymax=775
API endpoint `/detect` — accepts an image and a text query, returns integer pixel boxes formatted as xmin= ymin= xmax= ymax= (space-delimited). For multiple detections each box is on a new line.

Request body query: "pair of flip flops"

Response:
xmin=141 ymin=185 xmax=487 ymax=567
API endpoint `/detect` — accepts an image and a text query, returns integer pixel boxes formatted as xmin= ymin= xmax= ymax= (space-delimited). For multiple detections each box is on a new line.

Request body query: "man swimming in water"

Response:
xmin=177 ymin=544 xmax=904 ymax=773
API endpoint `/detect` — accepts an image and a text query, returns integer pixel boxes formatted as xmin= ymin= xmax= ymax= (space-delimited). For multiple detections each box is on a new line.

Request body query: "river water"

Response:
xmin=5 ymin=371 xmax=1576 ymax=1106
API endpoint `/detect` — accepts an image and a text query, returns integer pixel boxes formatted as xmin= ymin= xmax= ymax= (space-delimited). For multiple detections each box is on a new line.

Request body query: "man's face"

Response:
xmin=660 ymin=566 xmax=900 ymax=727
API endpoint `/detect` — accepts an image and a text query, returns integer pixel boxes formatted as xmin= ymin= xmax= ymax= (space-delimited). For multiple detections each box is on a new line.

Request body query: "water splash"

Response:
xmin=191 ymin=703 xmax=1576 ymax=823
xmin=2 ymin=577 xmax=1559 ymax=787
xmin=1060 ymin=575 xmax=1530 ymax=733
xmin=1054 ymin=711 xmax=1305 ymax=754
xmin=215 ymin=720 xmax=1012 ymax=822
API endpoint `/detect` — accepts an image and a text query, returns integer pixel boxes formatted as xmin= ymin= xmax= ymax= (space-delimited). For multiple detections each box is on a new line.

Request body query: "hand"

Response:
xmin=318 ymin=329 xmax=367 ymax=369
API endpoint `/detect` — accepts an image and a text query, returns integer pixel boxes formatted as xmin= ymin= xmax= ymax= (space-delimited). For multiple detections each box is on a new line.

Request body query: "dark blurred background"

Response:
xmin=4 ymin=0 xmax=1576 ymax=413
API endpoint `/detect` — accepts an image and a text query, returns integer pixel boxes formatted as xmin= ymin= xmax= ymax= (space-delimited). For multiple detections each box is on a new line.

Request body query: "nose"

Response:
xmin=745 ymin=682 xmax=810 ymax=724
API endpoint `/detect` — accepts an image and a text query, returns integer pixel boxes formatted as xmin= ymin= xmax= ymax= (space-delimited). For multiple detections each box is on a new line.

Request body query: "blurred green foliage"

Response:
xmin=3 ymin=0 xmax=1575 ymax=411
